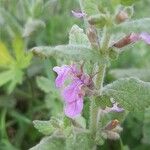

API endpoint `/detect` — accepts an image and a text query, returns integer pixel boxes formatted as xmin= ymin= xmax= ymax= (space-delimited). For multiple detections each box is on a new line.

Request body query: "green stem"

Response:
xmin=95 ymin=63 xmax=106 ymax=93
xmin=90 ymin=26 xmax=110 ymax=144
xmin=0 ymin=108 xmax=8 ymax=139
xmin=100 ymin=26 xmax=110 ymax=54
xmin=79 ymin=0 xmax=89 ymax=29
xmin=90 ymin=64 xmax=106 ymax=136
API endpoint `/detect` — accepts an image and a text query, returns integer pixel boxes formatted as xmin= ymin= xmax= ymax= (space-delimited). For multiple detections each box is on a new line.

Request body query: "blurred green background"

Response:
xmin=0 ymin=0 xmax=150 ymax=149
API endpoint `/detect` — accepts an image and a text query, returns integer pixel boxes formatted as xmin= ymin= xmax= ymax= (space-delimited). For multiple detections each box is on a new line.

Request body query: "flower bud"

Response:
xmin=86 ymin=26 xmax=99 ymax=49
xmin=88 ymin=14 xmax=107 ymax=28
xmin=113 ymin=33 xmax=138 ymax=48
xmin=105 ymin=119 xmax=120 ymax=130
xmin=116 ymin=10 xmax=129 ymax=23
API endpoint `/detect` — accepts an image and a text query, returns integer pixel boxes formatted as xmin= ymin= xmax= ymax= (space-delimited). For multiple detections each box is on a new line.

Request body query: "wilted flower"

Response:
xmin=71 ymin=10 xmax=86 ymax=18
xmin=113 ymin=32 xmax=150 ymax=48
xmin=53 ymin=64 xmax=93 ymax=118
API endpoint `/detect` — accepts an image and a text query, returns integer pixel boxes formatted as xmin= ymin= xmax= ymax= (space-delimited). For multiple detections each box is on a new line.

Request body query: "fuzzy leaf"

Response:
xmin=74 ymin=116 xmax=86 ymax=129
xmin=33 ymin=120 xmax=55 ymax=135
xmin=30 ymin=136 xmax=65 ymax=150
xmin=66 ymin=132 xmax=93 ymax=150
xmin=109 ymin=68 xmax=150 ymax=82
xmin=83 ymin=0 xmax=100 ymax=15
xmin=112 ymin=18 xmax=150 ymax=34
xmin=103 ymin=78 xmax=150 ymax=111
xmin=31 ymin=44 xmax=100 ymax=62
xmin=23 ymin=19 xmax=45 ymax=37
xmin=69 ymin=25 xmax=90 ymax=47
xmin=142 ymin=107 xmax=150 ymax=144
xmin=36 ymin=76 xmax=53 ymax=93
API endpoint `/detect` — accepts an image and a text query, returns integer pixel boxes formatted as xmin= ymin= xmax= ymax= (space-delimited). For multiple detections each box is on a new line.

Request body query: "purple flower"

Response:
xmin=53 ymin=64 xmax=93 ymax=118
xmin=53 ymin=65 xmax=72 ymax=88
xmin=71 ymin=10 xmax=86 ymax=18
xmin=104 ymin=102 xmax=124 ymax=113
xmin=139 ymin=32 xmax=150 ymax=44
xmin=110 ymin=103 xmax=124 ymax=113
xmin=130 ymin=32 xmax=150 ymax=44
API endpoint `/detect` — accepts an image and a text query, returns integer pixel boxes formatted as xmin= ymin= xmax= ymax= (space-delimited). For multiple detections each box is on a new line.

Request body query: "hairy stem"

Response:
xmin=90 ymin=64 xmax=106 ymax=136
xmin=90 ymin=26 xmax=110 ymax=146
xmin=79 ymin=0 xmax=88 ymax=29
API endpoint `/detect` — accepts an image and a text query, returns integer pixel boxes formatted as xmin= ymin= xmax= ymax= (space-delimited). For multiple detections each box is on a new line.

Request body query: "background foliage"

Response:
xmin=0 ymin=0 xmax=150 ymax=149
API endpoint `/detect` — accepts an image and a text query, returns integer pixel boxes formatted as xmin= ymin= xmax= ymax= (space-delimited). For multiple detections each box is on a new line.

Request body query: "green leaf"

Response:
xmin=18 ymin=51 xmax=32 ymax=69
xmin=0 ymin=96 xmax=16 ymax=108
xmin=12 ymin=37 xmax=25 ymax=61
xmin=121 ymin=0 xmax=136 ymax=6
xmin=16 ymin=0 xmax=31 ymax=22
xmin=29 ymin=136 xmax=65 ymax=150
xmin=103 ymin=78 xmax=150 ymax=111
xmin=33 ymin=120 xmax=55 ymax=135
xmin=10 ymin=110 xmax=31 ymax=124
xmin=74 ymin=116 xmax=86 ymax=129
xmin=32 ymin=0 xmax=44 ymax=18
xmin=31 ymin=44 xmax=101 ymax=62
xmin=7 ymin=68 xmax=24 ymax=94
xmin=23 ymin=19 xmax=45 ymax=37
xmin=0 ymin=42 xmax=15 ymax=66
xmin=69 ymin=25 xmax=90 ymax=47
xmin=45 ymin=93 xmax=62 ymax=116
xmin=66 ymin=132 xmax=93 ymax=150
xmin=142 ymin=107 xmax=150 ymax=144
xmin=83 ymin=0 xmax=100 ymax=15
xmin=112 ymin=18 xmax=150 ymax=34
xmin=0 ymin=70 xmax=13 ymax=87
xmin=109 ymin=68 xmax=150 ymax=82
xmin=0 ymin=8 xmax=22 ymax=35
xmin=36 ymin=76 xmax=53 ymax=93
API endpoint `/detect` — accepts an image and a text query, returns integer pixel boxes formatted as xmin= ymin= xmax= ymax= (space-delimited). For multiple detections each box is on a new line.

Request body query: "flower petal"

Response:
xmin=64 ymin=97 xmax=83 ymax=118
xmin=63 ymin=79 xmax=83 ymax=103
xmin=140 ymin=32 xmax=150 ymax=44
xmin=110 ymin=103 xmax=124 ymax=113
xmin=71 ymin=10 xmax=86 ymax=18
xmin=53 ymin=65 xmax=71 ymax=88
xmin=129 ymin=33 xmax=140 ymax=42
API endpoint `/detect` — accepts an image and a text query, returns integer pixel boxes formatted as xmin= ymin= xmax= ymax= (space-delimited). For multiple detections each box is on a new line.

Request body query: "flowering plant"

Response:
xmin=30 ymin=0 xmax=150 ymax=149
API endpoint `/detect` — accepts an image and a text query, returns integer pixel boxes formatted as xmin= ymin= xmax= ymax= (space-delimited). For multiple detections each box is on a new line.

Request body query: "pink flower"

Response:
xmin=53 ymin=65 xmax=93 ymax=118
xmin=113 ymin=32 xmax=150 ymax=48
xmin=130 ymin=32 xmax=150 ymax=44
xmin=53 ymin=65 xmax=71 ymax=88
xmin=139 ymin=32 xmax=150 ymax=44
xmin=104 ymin=102 xmax=124 ymax=113
xmin=71 ymin=10 xmax=86 ymax=18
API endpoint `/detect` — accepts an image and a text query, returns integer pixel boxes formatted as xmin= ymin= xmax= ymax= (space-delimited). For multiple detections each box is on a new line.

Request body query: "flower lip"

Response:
xmin=71 ymin=10 xmax=86 ymax=18
xmin=53 ymin=64 xmax=94 ymax=118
